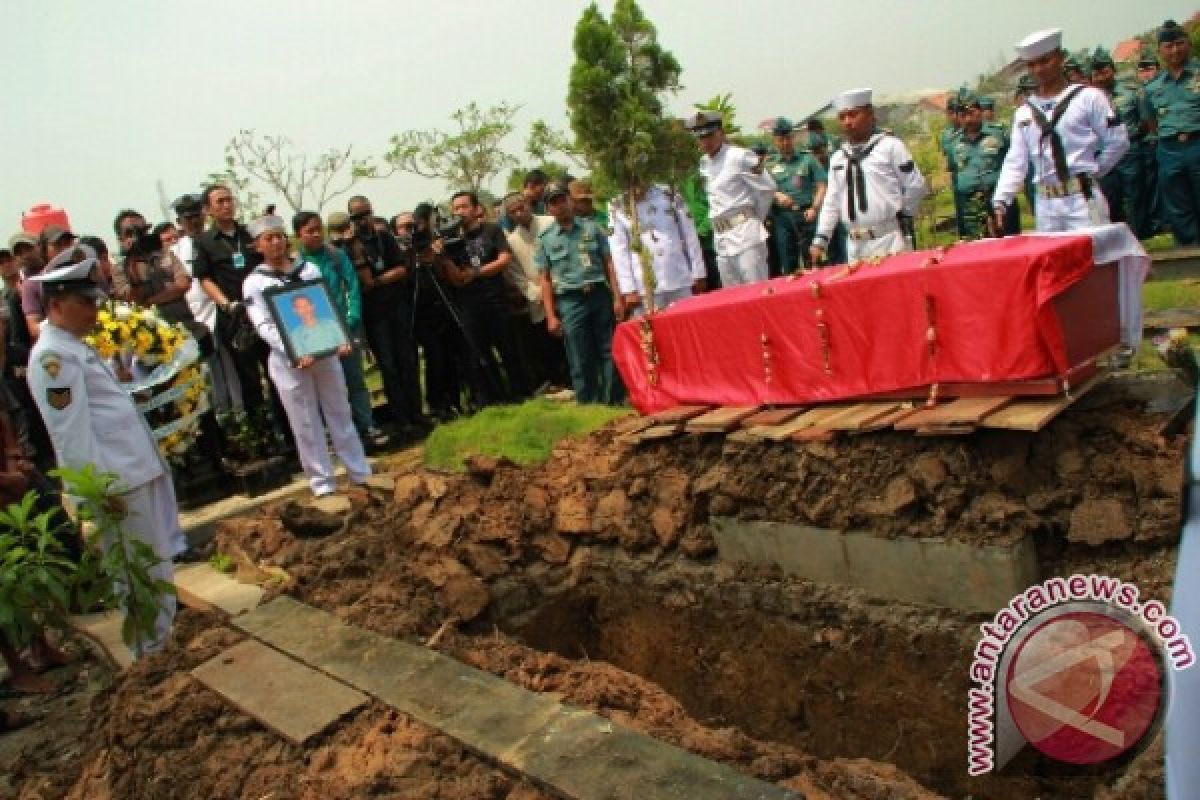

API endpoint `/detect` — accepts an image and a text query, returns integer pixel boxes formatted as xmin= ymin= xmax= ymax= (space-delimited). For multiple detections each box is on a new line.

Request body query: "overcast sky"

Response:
xmin=0 ymin=0 xmax=1191 ymax=241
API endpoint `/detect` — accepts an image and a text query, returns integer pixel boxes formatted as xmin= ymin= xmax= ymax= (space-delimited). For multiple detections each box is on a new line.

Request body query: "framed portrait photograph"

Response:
xmin=262 ymin=279 xmax=350 ymax=364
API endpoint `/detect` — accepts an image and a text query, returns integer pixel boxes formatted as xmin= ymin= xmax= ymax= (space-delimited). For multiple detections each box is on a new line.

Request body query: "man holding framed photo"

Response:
xmin=241 ymin=214 xmax=370 ymax=497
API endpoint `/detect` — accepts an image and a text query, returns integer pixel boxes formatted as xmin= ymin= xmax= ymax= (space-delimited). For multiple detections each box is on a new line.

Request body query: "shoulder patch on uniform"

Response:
xmin=46 ymin=387 xmax=71 ymax=411
xmin=899 ymin=161 xmax=915 ymax=173
xmin=39 ymin=353 xmax=62 ymax=379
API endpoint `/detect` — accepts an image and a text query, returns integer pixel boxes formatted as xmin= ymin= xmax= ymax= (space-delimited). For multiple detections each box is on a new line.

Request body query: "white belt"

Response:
xmin=847 ymin=220 xmax=899 ymax=241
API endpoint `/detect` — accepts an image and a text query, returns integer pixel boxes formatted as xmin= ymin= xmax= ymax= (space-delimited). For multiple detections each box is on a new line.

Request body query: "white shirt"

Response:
xmin=816 ymin=132 xmax=927 ymax=241
xmin=29 ymin=321 xmax=166 ymax=491
xmin=173 ymin=235 xmax=217 ymax=334
xmin=699 ymin=143 xmax=775 ymax=256
xmin=992 ymin=84 xmax=1129 ymax=208
xmin=504 ymin=214 xmax=553 ymax=322
xmin=243 ymin=261 xmax=324 ymax=369
xmin=609 ymin=185 xmax=705 ymax=295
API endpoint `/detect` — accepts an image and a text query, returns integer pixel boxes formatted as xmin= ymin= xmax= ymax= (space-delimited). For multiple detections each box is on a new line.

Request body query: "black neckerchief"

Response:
xmin=1025 ymin=85 xmax=1086 ymax=188
xmin=840 ymin=132 xmax=885 ymax=222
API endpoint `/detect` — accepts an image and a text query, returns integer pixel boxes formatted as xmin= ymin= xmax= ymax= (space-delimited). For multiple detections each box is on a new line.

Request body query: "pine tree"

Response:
xmin=567 ymin=0 xmax=694 ymax=312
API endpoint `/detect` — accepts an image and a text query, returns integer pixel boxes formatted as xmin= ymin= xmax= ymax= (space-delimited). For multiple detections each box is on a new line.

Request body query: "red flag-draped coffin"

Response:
xmin=613 ymin=235 xmax=1117 ymax=414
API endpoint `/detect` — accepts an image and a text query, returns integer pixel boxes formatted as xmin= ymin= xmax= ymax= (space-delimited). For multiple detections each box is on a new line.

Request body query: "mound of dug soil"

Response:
xmin=10 ymin=383 xmax=1183 ymax=799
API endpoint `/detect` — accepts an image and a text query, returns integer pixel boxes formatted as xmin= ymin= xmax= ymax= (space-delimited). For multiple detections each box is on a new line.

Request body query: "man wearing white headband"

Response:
xmin=992 ymin=28 xmax=1129 ymax=232
xmin=241 ymin=214 xmax=371 ymax=497
xmin=811 ymin=88 xmax=927 ymax=263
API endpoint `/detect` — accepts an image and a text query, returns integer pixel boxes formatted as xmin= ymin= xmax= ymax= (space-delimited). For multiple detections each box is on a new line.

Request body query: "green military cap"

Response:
xmin=1091 ymin=46 xmax=1115 ymax=69
xmin=771 ymin=117 xmax=794 ymax=136
xmin=957 ymin=89 xmax=981 ymax=109
xmin=978 ymin=96 xmax=995 ymax=111
xmin=1138 ymin=49 xmax=1159 ymax=68
xmin=1159 ymin=19 xmax=1187 ymax=44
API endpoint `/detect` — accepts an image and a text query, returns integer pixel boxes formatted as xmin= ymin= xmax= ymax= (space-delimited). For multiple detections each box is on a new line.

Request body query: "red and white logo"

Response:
xmin=1005 ymin=611 xmax=1164 ymax=765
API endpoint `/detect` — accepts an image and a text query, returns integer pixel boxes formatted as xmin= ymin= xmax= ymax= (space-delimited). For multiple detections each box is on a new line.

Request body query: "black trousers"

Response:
xmin=362 ymin=299 xmax=423 ymax=426
xmin=412 ymin=296 xmax=463 ymax=415
xmin=456 ymin=289 xmax=529 ymax=407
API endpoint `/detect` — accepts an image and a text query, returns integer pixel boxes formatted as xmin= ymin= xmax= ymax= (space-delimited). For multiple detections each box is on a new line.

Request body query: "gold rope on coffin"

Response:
xmin=639 ymin=316 xmax=660 ymax=387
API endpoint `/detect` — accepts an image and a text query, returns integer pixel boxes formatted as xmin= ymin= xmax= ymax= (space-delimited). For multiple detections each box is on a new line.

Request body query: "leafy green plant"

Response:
xmin=0 ymin=492 xmax=77 ymax=649
xmin=218 ymin=408 xmax=278 ymax=464
xmin=209 ymin=552 xmax=235 ymax=574
xmin=53 ymin=465 xmax=176 ymax=653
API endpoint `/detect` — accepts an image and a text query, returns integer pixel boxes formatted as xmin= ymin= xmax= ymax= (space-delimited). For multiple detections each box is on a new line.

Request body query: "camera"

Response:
xmin=124 ymin=224 xmax=162 ymax=259
xmin=435 ymin=214 xmax=465 ymax=249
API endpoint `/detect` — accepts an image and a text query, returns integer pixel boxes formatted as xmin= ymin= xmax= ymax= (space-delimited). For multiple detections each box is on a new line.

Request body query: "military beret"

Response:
xmin=1090 ymin=46 xmax=1115 ymax=69
xmin=1159 ymin=20 xmax=1187 ymax=44
xmin=771 ymin=117 xmax=794 ymax=136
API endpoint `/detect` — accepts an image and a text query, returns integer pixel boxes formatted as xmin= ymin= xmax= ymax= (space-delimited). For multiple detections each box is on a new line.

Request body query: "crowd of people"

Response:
xmin=0 ymin=19 xmax=1195 ymax=696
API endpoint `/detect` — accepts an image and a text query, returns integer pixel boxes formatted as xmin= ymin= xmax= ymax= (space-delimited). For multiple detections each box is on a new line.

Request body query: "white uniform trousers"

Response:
xmin=1034 ymin=191 xmax=1110 ymax=233
xmin=270 ymin=354 xmax=371 ymax=496
xmin=119 ymin=473 xmax=179 ymax=658
xmin=628 ymin=286 xmax=693 ymax=319
xmin=846 ymin=229 xmax=909 ymax=263
xmin=716 ymin=242 xmax=769 ymax=287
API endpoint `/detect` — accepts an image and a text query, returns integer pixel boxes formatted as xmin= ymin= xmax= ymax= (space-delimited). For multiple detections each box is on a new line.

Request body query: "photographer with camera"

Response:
xmin=444 ymin=191 xmax=529 ymax=408
xmin=344 ymin=195 xmax=427 ymax=437
xmin=112 ymin=210 xmax=201 ymax=339
xmin=408 ymin=205 xmax=464 ymax=421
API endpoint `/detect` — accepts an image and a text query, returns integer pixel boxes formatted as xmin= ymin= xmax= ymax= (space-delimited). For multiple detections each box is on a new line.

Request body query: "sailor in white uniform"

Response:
xmin=27 ymin=246 xmax=177 ymax=658
xmin=241 ymin=215 xmax=370 ymax=497
xmin=992 ymin=28 xmax=1130 ymax=233
xmin=686 ymin=110 xmax=775 ymax=287
xmin=811 ymin=88 xmax=927 ymax=264
xmin=609 ymin=183 xmax=707 ymax=316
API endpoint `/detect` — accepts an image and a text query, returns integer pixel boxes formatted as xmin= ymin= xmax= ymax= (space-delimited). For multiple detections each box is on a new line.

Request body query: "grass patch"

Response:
xmin=1143 ymin=279 xmax=1200 ymax=312
xmin=423 ymin=398 xmax=629 ymax=471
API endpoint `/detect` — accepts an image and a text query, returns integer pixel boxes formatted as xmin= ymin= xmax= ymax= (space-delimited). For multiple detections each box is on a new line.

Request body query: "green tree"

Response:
xmin=693 ymin=93 xmax=742 ymax=135
xmin=384 ymin=101 xmax=521 ymax=194
xmin=566 ymin=0 xmax=693 ymax=312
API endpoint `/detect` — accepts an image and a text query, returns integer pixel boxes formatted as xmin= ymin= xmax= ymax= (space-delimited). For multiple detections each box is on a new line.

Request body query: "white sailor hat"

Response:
xmin=832 ymin=88 xmax=872 ymax=113
xmin=684 ymin=110 xmax=723 ymax=136
xmin=1015 ymin=28 xmax=1062 ymax=62
xmin=30 ymin=244 xmax=106 ymax=299
xmin=247 ymin=214 xmax=286 ymax=239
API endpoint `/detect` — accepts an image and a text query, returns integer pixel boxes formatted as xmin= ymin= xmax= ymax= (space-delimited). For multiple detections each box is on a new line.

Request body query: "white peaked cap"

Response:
xmin=1016 ymin=28 xmax=1062 ymax=61
xmin=833 ymin=88 xmax=872 ymax=112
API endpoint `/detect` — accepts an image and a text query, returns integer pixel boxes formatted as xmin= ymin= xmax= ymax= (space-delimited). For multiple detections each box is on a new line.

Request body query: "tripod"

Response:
xmin=407 ymin=243 xmax=504 ymax=412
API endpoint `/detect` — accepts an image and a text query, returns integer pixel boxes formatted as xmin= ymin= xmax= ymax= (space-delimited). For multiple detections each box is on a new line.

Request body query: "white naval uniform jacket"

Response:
xmin=815 ymin=132 xmax=927 ymax=242
xmin=609 ymin=186 xmax=706 ymax=296
xmin=699 ymin=144 xmax=776 ymax=257
xmin=28 ymin=321 xmax=166 ymax=491
xmin=992 ymin=84 xmax=1129 ymax=208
